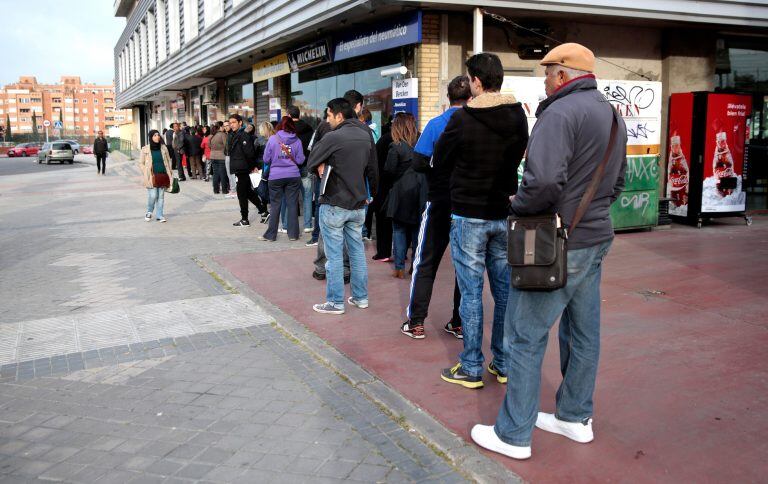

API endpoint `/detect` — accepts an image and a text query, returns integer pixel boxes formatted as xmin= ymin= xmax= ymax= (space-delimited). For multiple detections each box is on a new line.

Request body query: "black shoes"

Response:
xmin=233 ymin=219 xmax=250 ymax=227
xmin=312 ymin=271 xmax=350 ymax=284
xmin=401 ymin=321 xmax=425 ymax=339
xmin=444 ymin=320 xmax=463 ymax=339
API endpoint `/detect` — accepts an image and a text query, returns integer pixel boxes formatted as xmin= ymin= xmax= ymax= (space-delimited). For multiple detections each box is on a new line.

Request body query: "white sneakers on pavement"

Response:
xmin=472 ymin=414 xmax=593 ymax=460
xmin=535 ymin=412 xmax=594 ymax=443
xmin=470 ymin=425 xmax=531 ymax=460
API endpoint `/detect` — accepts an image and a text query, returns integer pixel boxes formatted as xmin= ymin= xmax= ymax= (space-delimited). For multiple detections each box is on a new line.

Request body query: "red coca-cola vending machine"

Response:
xmin=666 ymin=92 xmax=752 ymax=227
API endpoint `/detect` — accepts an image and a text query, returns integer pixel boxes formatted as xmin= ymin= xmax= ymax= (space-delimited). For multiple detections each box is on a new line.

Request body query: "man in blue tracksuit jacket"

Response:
xmin=400 ymin=76 xmax=471 ymax=340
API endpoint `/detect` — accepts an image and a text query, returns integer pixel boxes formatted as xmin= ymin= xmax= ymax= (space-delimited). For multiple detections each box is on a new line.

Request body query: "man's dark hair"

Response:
xmin=169 ymin=123 xmax=175 ymax=129
xmin=465 ymin=53 xmax=504 ymax=92
xmin=447 ymin=75 xmax=472 ymax=104
xmin=343 ymin=90 xmax=363 ymax=108
xmin=327 ymin=98 xmax=356 ymax=120
xmin=287 ymin=105 xmax=300 ymax=119
xmin=228 ymin=113 xmax=243 ymax=123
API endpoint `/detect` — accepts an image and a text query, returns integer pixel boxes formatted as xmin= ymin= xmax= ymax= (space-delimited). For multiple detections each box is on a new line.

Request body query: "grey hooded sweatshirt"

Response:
xmin=511 ymin=75 xmax=627 ymax=250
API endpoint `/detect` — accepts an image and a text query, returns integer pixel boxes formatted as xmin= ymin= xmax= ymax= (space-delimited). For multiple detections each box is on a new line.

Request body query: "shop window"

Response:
xmin=227 ymin=74 xmax=255 ymax=123
xmin=290 ymin=49 xmax=401 ymax=135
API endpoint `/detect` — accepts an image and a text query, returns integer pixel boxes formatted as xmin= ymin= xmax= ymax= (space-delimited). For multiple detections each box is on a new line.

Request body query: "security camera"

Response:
xmin=381 ymin=66 xmax=408 ymax=77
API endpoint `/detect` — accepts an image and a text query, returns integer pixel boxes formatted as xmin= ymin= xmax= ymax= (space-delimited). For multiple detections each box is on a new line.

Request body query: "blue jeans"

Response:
xmin=449 ymin=216 xmax=509 ymax=377
xmin=494 ymin=240 xmax=613 ymax=447
xmin=319 ymin=204 xmax=368 ymax=306
xmin=392 ymin=221 xmax=418 ymax=270
xmin=146 ymin=188 xmax=165 ymax=219
xmin=301 ymin=176 xmax=314 ymax=229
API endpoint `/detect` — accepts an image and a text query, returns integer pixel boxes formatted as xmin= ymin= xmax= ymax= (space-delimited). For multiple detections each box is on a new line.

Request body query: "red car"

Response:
xmin=7 ymin=142 xmax=43 ymax=157
xmin=81 ymin=145 xmax=93 ymax=154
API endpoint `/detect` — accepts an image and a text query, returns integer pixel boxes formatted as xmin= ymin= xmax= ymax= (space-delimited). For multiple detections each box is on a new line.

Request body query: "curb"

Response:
xmin=195 ymin=254 xmax=524 ymax=484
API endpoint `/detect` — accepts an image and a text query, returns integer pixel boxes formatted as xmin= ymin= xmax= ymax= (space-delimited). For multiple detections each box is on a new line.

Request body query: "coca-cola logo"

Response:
xmin=670 ymin=174 xmax=689 ymax=188
xmin=714 ymin=168 xmax=734 ymax=178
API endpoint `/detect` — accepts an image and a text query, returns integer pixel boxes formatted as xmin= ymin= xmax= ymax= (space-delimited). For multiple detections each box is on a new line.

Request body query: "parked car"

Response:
xmin=37 ymin=142 xmax=74 ymax=164
xmin=61 ymin=139 xmax=81 ymax=154
xmin=81 ymin=145 xmax=93 ymax=154
xmin=7 ymin=142 xmax=43 ymax=157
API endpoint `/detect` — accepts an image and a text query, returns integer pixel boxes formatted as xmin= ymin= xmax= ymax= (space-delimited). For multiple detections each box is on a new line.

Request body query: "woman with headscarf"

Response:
xmin=138 ymin=129 xmax=174 ymax=223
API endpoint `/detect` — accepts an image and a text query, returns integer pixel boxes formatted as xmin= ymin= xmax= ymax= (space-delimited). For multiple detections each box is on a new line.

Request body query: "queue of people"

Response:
xmin=138 ymin=42 xmax=627 ymax=462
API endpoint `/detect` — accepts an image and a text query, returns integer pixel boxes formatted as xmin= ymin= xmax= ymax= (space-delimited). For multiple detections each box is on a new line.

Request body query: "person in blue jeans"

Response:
xmin=470 ymin=43 xmax=627 ymax=461
xmin=306 ymin=96 xmax=378 ymax=314
xmin=431 ymin=53 xmax=529 ymax=389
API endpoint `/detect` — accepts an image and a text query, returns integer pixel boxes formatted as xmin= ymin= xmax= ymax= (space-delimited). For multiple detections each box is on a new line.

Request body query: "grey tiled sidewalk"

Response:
xmin=0 ymin=325 xmax=467 ymax=483
xmin=0 ymin=295 xmax=272 ymax=365
xmin=0 ymin=157 xmax=488 ymax=482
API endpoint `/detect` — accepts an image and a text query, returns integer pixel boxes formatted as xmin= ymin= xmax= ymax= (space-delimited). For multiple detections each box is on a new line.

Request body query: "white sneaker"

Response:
xmin=144 ymin=212 xmax=152 ymax=222
xmin=347 ymin=297 xmax=369 ymax=309
xmin=471 ymin=424 xmax=531 ymax=460
xmin=303 ymin=227 xmax=313 ymax=233
xmin=535 ymin=412 xmax=594 ymax=443
xmin=278 ymin=228 xmax=287 ymax=233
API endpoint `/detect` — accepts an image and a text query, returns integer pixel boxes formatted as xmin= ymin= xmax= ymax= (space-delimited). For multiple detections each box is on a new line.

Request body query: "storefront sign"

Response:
xmin=392 ymin=78 xmax=418 ymax=121
xmin=269 ymin=98 xmax=282 ymax=122
xmin=288 ymin=39 xmax=332 ymax=72
xmin=252 ymin=54 xmax=291 ymax=82
xmin=501 ymin=76 xmax=662 ymax=154
xmin=334 ymin=11 xmax=422 ymax=61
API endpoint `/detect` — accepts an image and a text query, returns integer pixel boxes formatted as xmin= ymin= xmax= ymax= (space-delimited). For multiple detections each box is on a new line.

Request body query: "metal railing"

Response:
xmin=108 ymin=137 xmax=133 ymax=157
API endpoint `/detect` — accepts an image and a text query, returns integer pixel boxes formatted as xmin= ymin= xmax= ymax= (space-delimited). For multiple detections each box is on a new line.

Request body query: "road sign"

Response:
xmin=43 ymin=120 xmax=51 ymax=127
xmin=53 ymin=120 xmax=63 ymax=129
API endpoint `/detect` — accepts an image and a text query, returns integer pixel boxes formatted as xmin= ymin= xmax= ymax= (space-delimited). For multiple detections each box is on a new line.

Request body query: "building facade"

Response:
xmin=0 ymin=76 xmax=133 ymax=138
xmin=113 ymin=0 xmax=768 ymax=207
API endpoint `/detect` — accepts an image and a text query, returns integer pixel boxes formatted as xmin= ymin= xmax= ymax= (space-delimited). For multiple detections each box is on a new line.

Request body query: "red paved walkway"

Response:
xmin=216 ymin=218 xmax=768 ymax=483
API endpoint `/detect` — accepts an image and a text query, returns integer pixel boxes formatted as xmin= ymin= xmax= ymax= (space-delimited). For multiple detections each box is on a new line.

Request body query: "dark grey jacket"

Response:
xmin=307 ymin=118 xmax=378 ymax=211
xmin=511 ymin=75 xmax=627 ymax=250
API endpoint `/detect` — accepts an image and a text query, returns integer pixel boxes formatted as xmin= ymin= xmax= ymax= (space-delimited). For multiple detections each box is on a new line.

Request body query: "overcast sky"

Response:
xmin=0 ymin=0 xmax=125 ymax=86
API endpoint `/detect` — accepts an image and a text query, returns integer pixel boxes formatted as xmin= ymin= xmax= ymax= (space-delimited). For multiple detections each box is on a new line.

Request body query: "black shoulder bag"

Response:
xmin=507 ymin=112 xmax=618 ymax=291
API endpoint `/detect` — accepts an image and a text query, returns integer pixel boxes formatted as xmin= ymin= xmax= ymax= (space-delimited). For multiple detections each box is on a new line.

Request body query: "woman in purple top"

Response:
xmin=259 ymin=117 xmax=305 ymax=241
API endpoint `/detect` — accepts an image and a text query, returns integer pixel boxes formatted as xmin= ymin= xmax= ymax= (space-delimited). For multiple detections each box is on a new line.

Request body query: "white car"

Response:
xmin=38 ymin=142 xmax=74 ymax=164
xmin=61 ymin=139 xmax=81 ymax=154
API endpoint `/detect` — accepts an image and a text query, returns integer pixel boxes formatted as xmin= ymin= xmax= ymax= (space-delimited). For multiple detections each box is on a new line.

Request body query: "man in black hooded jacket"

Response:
xmin=433 ymin=53 xmax=528 ymax=390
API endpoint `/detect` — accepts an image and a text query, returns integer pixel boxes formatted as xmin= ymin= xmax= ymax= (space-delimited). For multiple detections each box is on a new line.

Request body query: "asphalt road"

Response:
xmin=0 ymin=154 xmax=95 ymax=176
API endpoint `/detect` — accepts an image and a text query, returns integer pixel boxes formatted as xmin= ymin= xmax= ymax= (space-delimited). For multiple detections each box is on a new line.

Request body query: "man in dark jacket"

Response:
xmin=433 ymin=53 xmax=528 ymax=390
xmin=288 ymin=106 xmax=316 ymax=232
xmin=307 ymin=98 xmax=378 ymax=315
xmin=472 ymin=43 xmax=627 ymax=461
xmin=228 ymin=114 xmax=265 ymax=226
xmin=171 ymin=123 xmax=187 ymax=181
xmin=401 ymin=75 xmax=471 ymax=340
xmin=371 ymin=124 xmax=393 ymax=260
xmin=164 ymin=123 xmax=177 ymax=171
xmin=93 ymin=130 xmax=110 ymax=175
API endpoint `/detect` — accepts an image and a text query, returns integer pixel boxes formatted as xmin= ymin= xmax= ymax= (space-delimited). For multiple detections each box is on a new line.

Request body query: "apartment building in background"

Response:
xmin=0 ymin=76 xmax=133 ymax=136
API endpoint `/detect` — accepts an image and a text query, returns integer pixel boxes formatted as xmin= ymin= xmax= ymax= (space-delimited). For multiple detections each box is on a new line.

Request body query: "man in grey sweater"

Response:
xmin=471 ymin=43 xmax=627 ymax=460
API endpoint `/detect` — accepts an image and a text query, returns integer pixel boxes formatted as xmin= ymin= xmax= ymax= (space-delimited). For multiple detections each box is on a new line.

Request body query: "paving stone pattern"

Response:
xmin=0 ymin=159 xmax=303 ymax=325
xmin=0 ymin=295 xmax=272 ymax=365
xmin=0 ymin=159 xmax=469 ymax=482
xmin=0 ymin=325 xmax=467 ymax=483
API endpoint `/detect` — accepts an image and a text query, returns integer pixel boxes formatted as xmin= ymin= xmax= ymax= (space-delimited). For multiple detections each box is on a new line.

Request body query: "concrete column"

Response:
xmin=473 ymin=8 xmax=483 ymax=54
